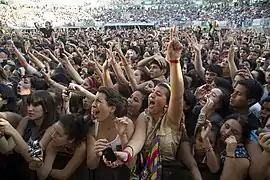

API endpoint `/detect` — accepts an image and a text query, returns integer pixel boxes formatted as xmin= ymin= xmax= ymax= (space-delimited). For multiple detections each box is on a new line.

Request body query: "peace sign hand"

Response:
xmin=166 ymin=25 xmax=183 ymax=61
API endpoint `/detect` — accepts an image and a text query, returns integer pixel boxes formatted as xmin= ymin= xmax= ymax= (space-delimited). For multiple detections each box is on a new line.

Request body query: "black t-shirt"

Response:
xmin=40 ymin=28 xmax=54 ymax=38
xmin=247 ymin=112 xmax=262 ymax=131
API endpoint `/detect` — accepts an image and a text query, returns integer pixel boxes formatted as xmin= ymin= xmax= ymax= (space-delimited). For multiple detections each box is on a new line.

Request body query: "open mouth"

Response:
xmin=148 ymin=98 xmax=155 ymax=107
xmin=200 ymin=97 xmax=207 ymax=105
xmin=28 ymin=112 xmax=34 ymax=118
xmin=91 ymin=108 xmax=100 ymax=119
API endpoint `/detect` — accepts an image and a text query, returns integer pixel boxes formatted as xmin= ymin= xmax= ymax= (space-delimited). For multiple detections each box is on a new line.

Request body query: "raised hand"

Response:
xmin=24 ymin=40 xmax=31 ymax=54
xmin=237 ymin=67 xmax=254 ymax=80
xmin=166 ymin=25 xmax=183 ymax=61
xmin=68 ymin=83 xmax=85 ymax=95
xmin=40 ymin=69 xmax=51 ymax=82
xmin=62 ymin=88 xmax=71 ymax=103
xmin=228 ymin=43 xmax=235 ymax=60
xmin=60 ymin=41 xmax=65 ymax=49
xmin=188 ymin=35 xmax=203 ymax=52
xmin=103 ymin=49 xmax=113 ymax=70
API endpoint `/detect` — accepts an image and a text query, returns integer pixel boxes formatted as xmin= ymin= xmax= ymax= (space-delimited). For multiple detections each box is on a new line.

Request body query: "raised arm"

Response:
xmin=228 ymin=43 xmax=238 ymax=81
xmin=9 ymin=40 xmax=40 ymax=76
xmin=68 ymin=83 xmax=95 ymax=102
xmin=189 ymin=35 xmax=205 ymax=80
xmin=116 ymin=45 xmax=138 ymax=91
xmin=247 ymin=133 xmax=270 ymax=180
xmin=40 ymin=70 xmax=66 ymax=91
xmin=166 ymin=25 xmax=184 ymax=125
xmin=110 ymin=45 xmax=129 ymax=86
xmin=118 ymin=112 xmax=147 ymax=162
xmin=102 ymin=58 xmax=114 ymax=88
xmin=61 ymin=55 xmax=84 ymax=85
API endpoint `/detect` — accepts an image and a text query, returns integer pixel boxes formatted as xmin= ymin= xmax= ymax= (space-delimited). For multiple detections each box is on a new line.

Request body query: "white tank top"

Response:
xmin=94 ymin=121 xmax=122 ymax=151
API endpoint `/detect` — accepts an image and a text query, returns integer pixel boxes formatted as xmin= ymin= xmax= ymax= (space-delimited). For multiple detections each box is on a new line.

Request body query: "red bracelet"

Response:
xmin=226 ymin=155 xmax=236 ymax=158
xmin=168 ymin=60 xmax=179 ymax=64
xmin=122 ymin=150 xmax=132 ymax=163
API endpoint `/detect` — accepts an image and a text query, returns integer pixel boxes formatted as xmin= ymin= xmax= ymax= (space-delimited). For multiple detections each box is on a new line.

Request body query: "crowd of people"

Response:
xmin=0 ymin=0 xmax=269 ymax=28
xmin=0 ymin=13 xmax=269 ymax=180
xmin=0 ymin=0 xmax=270 ymax=180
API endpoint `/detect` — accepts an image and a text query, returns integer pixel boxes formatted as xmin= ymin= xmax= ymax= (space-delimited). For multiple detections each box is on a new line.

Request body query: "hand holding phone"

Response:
xmin=103 ymin=147 xmax=117 ymax=162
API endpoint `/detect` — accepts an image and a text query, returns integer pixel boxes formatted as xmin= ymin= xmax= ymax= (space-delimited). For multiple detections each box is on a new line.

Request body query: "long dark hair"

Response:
xmin=135 ymin=88 xmax=149 ymax=113
xmin=59 ymin=113 xmax=90 ymax=144
xmin=98 ymin=87 xmax=128 ymax=118
xmin=220 ymin=114 xmax=250 ymax=143
xmin=0 ymin=83 xmax=17 ymax=112
xmin=26 ymin=90 xmax=57 ymax=134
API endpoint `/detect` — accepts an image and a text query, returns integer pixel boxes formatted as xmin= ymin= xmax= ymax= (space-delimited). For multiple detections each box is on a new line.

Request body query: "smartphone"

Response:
xmin=103 ymin=147 xmax=117 ymax=162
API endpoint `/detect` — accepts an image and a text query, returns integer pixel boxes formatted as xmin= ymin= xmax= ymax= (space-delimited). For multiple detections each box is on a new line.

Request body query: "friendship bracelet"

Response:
xmin=168 ymin=60 xmax=179 ymax=64
xmin=121 ymin=150 xmax=132 ymax=163
xmin=124 ymin=145 xmax=134 ymax=157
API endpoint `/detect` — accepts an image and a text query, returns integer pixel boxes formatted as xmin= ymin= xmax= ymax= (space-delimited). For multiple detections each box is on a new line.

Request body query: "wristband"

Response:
xmin=226 ymin=155 xmax=236 ymax=158
xmin=168 ymin=60 xmax=179 ymax=64
xmin=122 ymin=150 xmax=132 ymax=163
xmin=125 ymin=145 xmax=134 ymax=157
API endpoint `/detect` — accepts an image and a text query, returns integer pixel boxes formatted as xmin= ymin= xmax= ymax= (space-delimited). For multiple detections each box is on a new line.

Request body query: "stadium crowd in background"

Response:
xmin=0 ymin=0 xmax=270 ymax=180
xmin=0 ymin=0 xmax=269 ymax=28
